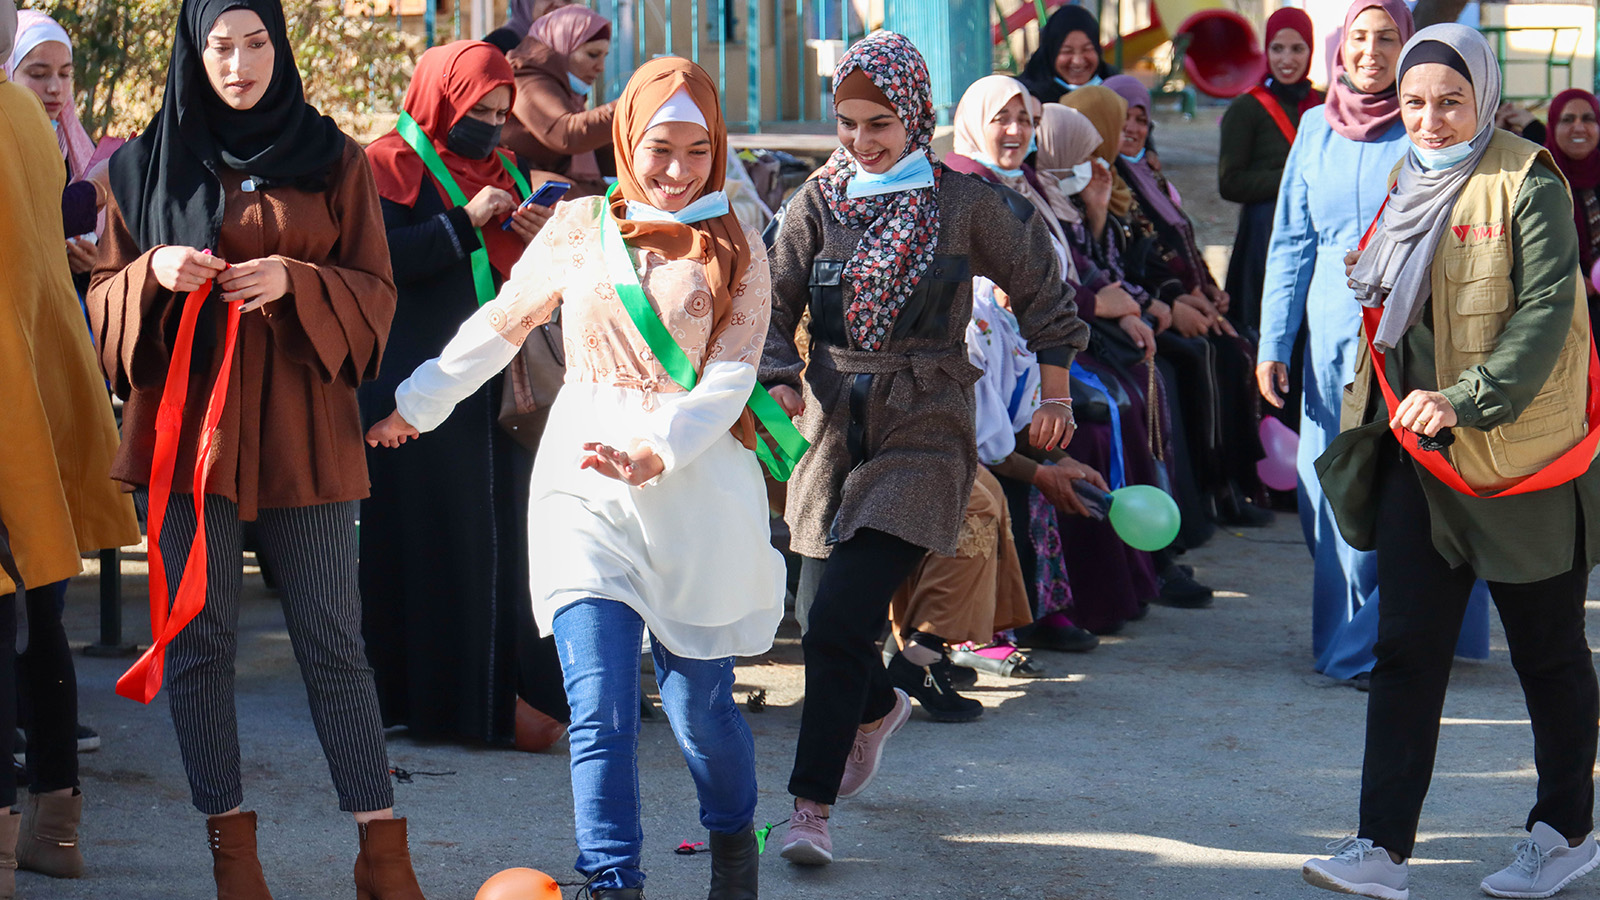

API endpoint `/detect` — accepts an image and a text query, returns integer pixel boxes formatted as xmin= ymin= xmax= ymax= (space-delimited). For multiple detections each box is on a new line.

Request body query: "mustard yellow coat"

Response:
xmin=0 ymin=75 xmax=138 ymax=595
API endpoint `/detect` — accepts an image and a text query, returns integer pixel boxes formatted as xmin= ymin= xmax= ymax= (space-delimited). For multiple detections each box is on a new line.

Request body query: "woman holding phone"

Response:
xmin=360 ymin=40 xmax=566 ymax=752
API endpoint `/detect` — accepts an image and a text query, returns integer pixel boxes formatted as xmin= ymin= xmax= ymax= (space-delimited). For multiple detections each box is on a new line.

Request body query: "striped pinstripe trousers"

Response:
xmin=137 ymin=493 xmax=394 ymax=815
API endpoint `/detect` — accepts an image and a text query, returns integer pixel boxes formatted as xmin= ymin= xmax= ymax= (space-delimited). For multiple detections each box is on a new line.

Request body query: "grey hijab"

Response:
xmin=0 ymin=0 xmax=16 ymax=64
xmin=1350 ymin=23 xmax=1501 ymax=352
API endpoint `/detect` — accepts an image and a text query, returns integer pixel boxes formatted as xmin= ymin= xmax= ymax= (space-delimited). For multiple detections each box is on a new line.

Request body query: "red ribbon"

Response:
xmin=1247 ymin=85 xmax=1298 ymax=145
xmin=1357 ymin=200 xmax=1600 ymax=498
xmin=117 ymin=279 xmax=242 ymax=704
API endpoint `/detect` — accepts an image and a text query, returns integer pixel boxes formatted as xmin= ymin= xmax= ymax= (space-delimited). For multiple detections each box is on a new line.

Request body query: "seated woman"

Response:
xmin=960 ymin=277 xmax=1108 ymax=654
xmin=360 ymin=41 xmax=567 ymax=753
xmin=886 ymin=463 xmax=1040 ymax=721
xmin=945 ymin=76 xmax=1195 ymax=629
xmin=502 ymin=5 xmax=616 ymax=197
xmin=1104 ymin=74 xmax=1270 ymax=532
xmin=1018 ymin=3 xmax=1117 ymax=104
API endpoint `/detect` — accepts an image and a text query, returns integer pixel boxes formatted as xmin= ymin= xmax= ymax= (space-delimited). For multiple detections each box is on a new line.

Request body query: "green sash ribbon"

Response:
xmin=396 ymin=111 xmax=530 ymax=306
xmin=599 ymin=183 xmax=809 ymax=481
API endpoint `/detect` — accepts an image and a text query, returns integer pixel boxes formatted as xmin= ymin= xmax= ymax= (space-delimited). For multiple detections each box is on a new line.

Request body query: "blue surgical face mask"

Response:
xmin=625 ymin=189 xmax=731 ymax=225
xmin=1055 ymin=74 xmax=1103 ymax=92
xmin=567 ymin=72 xmax=593 ymax=96
xmin=975 ymin=152 xmax=1025 ymax=179
xmin=1410 ymin=138 xmax=1475 ymax=171
xmin=847 ymin=149 xmax=935 ymax=199
xmin=1119 ymin=147 xmax=1147 ymax=164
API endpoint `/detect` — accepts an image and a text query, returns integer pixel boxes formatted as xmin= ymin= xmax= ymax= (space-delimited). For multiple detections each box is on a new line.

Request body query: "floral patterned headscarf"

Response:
xmin=816 ymin=30 xmax=939 ymax=351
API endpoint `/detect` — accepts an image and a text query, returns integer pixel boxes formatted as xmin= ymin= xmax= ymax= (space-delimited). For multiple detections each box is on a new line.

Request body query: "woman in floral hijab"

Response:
xmin=761 ymin=29 xmax=1089 ymax=867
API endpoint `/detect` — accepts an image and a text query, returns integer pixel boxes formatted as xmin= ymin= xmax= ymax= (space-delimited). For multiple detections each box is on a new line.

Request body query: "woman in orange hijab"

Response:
xmin=368 ymin=58 xmax=783 ymax=900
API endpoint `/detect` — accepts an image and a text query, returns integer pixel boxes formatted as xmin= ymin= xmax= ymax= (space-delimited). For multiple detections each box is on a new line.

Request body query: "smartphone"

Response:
xmin=501 ymin=180 xmax=572 ymax=230
xmin=1072 ymin=480 xmax=1111 ymax=521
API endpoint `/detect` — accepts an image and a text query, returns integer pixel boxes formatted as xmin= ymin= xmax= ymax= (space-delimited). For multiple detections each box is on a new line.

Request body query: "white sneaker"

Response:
xmin=1302 ymin=837 xmax=1410 ymax=900
xmin=1481 ymin=822 xmax=1600 ymax=898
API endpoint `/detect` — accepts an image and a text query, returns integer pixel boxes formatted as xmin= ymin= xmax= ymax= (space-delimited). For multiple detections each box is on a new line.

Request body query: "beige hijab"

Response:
xmin=1034 ymin=104 xmax=1103 ymax=224
xmin=952 ymin=75 xmax=1073 ymax=277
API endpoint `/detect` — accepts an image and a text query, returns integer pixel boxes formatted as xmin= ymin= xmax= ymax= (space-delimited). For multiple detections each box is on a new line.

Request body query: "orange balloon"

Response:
xmin=475 ymin=868 xmax=562 ymax=900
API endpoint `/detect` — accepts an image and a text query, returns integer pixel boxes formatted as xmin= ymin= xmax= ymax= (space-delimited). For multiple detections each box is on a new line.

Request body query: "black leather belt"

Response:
xmin=846 ymin=372 xmax=873 ymax=470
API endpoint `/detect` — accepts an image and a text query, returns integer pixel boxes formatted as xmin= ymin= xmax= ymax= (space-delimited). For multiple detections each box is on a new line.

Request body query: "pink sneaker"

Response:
xmin=837 ymin=688 xmax=912 ymax=799
xmin=780 ymin=805 xmax=833 ymax=866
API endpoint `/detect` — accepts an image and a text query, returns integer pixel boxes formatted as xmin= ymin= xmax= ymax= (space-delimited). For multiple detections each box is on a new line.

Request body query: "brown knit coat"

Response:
xmin=761 ymin=170 xmax=1088 ymax=557
xmin=87 ymin=139 xmax=397 ymax=520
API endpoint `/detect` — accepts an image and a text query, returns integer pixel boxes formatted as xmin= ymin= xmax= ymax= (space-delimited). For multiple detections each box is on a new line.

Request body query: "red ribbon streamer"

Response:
xmin=1247 ymin=85 xmax=1298 ymax=145
xmin=117 ymin=280 xmax=242 ymax=704
xmin=1357 ymin=200 xmax=1600 ymax=498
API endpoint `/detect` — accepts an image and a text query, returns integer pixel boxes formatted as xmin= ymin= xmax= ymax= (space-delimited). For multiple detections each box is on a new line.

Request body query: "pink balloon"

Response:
xmin=1257 ymin=416 xmax=1300 ymax=492
xmin=1591 ymin=258 xmax=1600 ymax=295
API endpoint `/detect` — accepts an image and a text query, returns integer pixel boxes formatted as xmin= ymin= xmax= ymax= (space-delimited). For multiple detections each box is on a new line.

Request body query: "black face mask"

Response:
xmin=446 ymin=115 xmax=503 ymax=160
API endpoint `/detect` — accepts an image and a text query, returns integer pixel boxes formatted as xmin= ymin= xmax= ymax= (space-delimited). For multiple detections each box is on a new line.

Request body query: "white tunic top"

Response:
xmin=393 ymin=197 xmax=786 ymax=659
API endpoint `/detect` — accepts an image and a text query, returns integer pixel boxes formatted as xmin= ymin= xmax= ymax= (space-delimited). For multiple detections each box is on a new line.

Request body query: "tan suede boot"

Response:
xmin=17 ymin=789 xmax=84 ymax=877
xmin=353 ymin=817 xmax=425 ymax=900
xmin=206 ymin=811 xmax=274 ymax=899
xmin=0 ymin=810 xmax=19 ymax=900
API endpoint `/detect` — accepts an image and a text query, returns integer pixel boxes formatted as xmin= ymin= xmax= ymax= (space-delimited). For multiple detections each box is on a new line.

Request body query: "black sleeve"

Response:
xmin=483 ymin=27 xmax=520 ymax=54
xmin=1520 ymin=119 xmax=1547 ymax=146
xmin=380 ymin=196 xmax=483 ymax=287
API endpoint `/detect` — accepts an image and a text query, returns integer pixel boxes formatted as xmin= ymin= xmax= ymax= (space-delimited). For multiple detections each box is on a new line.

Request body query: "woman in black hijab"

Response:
xmin=90 ymin=2 xmax=423 ymax=897
xmin=1020 ymin=4 xmax=1119 ymax=104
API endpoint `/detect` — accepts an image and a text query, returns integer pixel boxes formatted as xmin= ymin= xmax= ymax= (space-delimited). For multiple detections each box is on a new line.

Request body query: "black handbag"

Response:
xmin=497 ymin=308 xmax=566 ymax=451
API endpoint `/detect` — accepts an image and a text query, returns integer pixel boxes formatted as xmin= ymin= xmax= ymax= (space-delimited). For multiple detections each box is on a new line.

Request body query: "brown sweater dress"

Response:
xmin=761 ymin=170 xmax=1089 ymax=558
xmin=87 ymin=138 xmax=397 ymax=520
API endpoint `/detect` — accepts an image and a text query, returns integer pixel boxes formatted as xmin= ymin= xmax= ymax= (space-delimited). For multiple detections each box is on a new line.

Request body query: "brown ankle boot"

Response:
xmin=207 ymin=811 xmax=274 ymax=899
xmin=18 ymin=789 xmax=84 ymax=877
xmin=514 ymin=698 xmax=567 ymax=753
xmin=0 ymin=810 xmax=19 ymax=900
xmin=354 ymin=817 xmax=425 ymax=900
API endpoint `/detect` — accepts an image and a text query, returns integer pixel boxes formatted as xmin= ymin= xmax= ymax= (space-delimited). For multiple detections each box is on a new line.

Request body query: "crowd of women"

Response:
xmin=6 ymin=0 xmax=1600 ymax=896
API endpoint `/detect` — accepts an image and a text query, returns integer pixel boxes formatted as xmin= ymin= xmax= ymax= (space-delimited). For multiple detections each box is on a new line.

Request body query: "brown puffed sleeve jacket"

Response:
xmin=87 ymin=138 xmax=397 ymax=520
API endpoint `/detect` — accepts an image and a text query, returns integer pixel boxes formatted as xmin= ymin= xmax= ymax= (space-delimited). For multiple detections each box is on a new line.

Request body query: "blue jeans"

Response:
xmin=551 ymin=598 xmax=757 ymax=891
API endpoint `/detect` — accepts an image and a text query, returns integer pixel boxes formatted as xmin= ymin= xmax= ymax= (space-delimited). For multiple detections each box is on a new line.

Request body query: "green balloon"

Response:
xmin=1107 ymin=485 xmax=1181 ymax=551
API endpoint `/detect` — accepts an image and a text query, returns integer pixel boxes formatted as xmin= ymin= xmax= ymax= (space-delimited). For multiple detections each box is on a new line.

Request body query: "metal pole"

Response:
xmin=83 ymin=548 xmax=137 ymax=658
xmin=425 ymin=0 xmax=436 ymax=46
xmin=747 ymin=0 xmax=760 ymax=130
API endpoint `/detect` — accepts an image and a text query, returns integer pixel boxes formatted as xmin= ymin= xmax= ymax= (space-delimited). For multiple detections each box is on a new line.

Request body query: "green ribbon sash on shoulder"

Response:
xmin=599 ymin=183 xmax=809 ymax=481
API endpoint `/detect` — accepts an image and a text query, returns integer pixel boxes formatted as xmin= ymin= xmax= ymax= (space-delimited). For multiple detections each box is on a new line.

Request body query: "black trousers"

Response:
xmin=0 ymin=581 xmax=78 ymax=805
xmin=788 ymin=528 xmax=926 ymax=805
xmin=1359 ymin=450 xmax=1599 ymax=857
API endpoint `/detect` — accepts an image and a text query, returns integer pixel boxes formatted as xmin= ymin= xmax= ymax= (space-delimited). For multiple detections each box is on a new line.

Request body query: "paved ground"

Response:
xmin=33 ymin=109 xmax=1600 ymax=900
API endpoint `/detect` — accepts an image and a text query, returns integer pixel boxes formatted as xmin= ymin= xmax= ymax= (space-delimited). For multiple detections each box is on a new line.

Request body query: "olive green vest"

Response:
xmin=1343 ymin=130 xmax=1591 ymax=494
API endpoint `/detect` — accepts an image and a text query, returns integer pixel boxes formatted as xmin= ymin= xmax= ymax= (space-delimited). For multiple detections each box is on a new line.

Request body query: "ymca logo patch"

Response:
xmin=1451 ymin=223 xmax=1506 ymax=242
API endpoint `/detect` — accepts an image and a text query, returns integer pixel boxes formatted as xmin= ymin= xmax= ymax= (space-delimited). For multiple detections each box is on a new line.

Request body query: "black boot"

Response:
xmin=707 ymin=827 xmax=759 ymax=900
xmin=594 ymin=892 xmax=643 ymax=900
xmin=887 ymin=652 xmax=982 ymax=722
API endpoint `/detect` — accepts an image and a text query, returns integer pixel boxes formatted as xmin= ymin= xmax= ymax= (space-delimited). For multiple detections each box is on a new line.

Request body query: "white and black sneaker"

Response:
xmin=1302 ymin=837 xmax=1410 ymax=900
xmin=1481 ymin=823 xmax=1600 ymax=898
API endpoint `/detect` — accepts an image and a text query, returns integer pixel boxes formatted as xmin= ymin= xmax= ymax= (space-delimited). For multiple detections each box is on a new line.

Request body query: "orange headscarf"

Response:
xmin=608 ymin=56 xmax=750 ymax=334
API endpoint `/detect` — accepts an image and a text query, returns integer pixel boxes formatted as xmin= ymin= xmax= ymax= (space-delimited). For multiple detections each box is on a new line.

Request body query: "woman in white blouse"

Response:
xmin=367 ymin=57 xmax=783 ymax=900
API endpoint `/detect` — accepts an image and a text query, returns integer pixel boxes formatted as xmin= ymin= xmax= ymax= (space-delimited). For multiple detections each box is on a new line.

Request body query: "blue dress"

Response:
xmin=1258 ymin=111 xmax=1490 ymax=679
